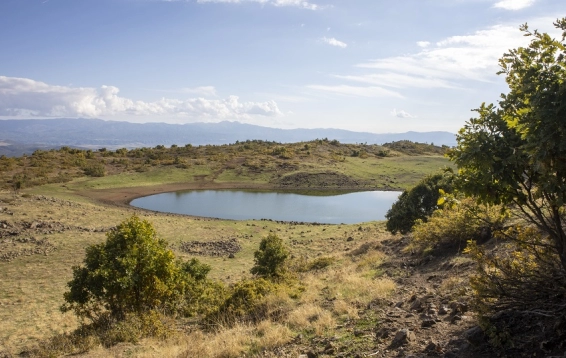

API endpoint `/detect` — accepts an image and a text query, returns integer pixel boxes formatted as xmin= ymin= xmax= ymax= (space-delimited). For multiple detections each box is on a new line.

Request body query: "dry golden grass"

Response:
xmin=332 ymin=299 xmax=360 ymax=319
xmin=0 ymin=185 xmax=396 ymax=357
xmin=176 ymin=321 xmax=293 ymax=358
xmin=285 ymin=303 xmax=335 ymax=335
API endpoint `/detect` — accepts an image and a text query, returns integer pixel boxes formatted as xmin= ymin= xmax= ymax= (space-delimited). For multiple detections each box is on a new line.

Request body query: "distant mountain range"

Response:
xmin=0 ymin=118 xmax=456 ymax=156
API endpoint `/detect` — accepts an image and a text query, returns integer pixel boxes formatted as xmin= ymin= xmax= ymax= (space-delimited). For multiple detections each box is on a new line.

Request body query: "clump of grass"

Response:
xmin=26 ymin=311 xmax=175 ymax=357
xmin=178 ymin=321 xmax=293 ymax=358
xmin=332 ymin=299 xmax=360 ymax=319
xmin=285 ymin=303 xmax=335 ymax=335
xmin=291 ymin=255 xmax=336 ymax=272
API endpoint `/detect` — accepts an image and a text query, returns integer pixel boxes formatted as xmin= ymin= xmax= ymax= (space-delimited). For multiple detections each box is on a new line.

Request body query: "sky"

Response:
xmin=0 ymin=0 xmax=564 ymax=133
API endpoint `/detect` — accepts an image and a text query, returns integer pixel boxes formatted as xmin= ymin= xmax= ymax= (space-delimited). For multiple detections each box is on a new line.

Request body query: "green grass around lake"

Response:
xmin=0 ymin=139 xmax=453 ymax=355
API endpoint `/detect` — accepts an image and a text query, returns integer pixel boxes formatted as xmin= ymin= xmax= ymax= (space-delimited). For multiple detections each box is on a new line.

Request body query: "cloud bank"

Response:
xmin=0 ymin=76 xmax=282 ymax=121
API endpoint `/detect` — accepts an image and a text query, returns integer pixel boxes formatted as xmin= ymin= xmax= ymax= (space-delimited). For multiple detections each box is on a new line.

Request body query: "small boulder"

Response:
xmin=391 ymin=329 xmax=416 ymax=347
xmin=421 ymin=319 xmax=436 ymax=328
xmin=462 ymin=326 xmax=486 ymax=346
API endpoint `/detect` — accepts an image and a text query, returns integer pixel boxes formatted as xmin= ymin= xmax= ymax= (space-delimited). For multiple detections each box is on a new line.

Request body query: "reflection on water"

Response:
xmin=130 ymin=190 xmax=401 ymax=224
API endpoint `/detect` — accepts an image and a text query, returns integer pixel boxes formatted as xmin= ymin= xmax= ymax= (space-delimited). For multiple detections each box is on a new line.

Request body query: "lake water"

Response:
xmin=130 ymin=190 xmax=401 ymax=224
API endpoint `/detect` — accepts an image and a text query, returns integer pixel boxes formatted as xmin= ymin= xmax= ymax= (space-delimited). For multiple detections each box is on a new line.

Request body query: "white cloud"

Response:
xmin=417 ymin=41 xmax=430 ymax=48
xmin=391 ymin=109 xmax=416 ymax=119
xmin=306 ymin=84 xmax=403 ymax=98
xmin=180 ymin=86 xmax=217 ymax=97
xmin=357 ymin=24 xmax=527 ymax=84
xmin=493 ymin=0 xmax=536 ymax=10
xmin=195 ymin=0 xmax=320 ymax=10
xmin=0 ymin=76 xmax=282 ymax=121
xmin=333 ymin=73 xmax=456 ymax=89
xmin=272 ymin=0 xmax=318 ymax=10
xmin=308 ymin=17 xmax=558 ymax=99
xmin=322 ymin=37 xmax=347 ymax=48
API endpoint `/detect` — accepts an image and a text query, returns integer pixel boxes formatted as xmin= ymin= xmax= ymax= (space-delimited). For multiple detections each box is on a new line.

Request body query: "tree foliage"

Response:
xmin=250 ymin=234 xmax=289 ymax=279
xmin=449 ymin=18 xmax=566 ymax=328
xmin=385 ymin=171 xmax=454 ymax=234
xmin=449 ymin=18 xmax=566 ymax=269
xmin=62 ymin=215 xmax=188 ymax=321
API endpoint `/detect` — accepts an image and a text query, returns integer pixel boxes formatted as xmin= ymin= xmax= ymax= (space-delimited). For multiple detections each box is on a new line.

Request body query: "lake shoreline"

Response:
xmin=77 ymin=181 xmax=398 ymax=209
xmin=129 ymin=188 xmax=401 ymax=224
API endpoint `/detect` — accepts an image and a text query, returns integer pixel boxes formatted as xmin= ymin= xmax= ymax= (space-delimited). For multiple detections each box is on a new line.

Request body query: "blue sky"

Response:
xmin=0 ymin=0 xmax=563 ymax=133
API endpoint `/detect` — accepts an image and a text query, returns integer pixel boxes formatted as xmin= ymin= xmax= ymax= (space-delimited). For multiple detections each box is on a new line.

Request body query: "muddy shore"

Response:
xmin=77 ymin=180 xmax=388 ymax=209
xmin=77 ymin=181 xmax=273 ymax=208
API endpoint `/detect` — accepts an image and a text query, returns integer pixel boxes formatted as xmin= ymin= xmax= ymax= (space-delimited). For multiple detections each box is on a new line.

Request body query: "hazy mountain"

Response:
xmin=0 ymin=118 xmax=456 ymax=156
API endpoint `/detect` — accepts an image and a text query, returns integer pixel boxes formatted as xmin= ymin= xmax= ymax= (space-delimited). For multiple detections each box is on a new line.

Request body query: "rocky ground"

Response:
xmin=0 ymin=198 xmax=112 ymax=262
xmin=254 ymin=236 xmax=490 ymax=358
xmin=179 ymin=237 xmax=242 ymax=257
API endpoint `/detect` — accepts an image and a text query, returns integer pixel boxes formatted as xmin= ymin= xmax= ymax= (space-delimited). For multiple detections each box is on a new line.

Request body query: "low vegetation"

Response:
xmin=0 ymin=139 xmax=450 ymax=194
xmin=385 ymin=170 xmax=455 ymax=235
xmin=1 ymin=18 xmax=565 ymax=358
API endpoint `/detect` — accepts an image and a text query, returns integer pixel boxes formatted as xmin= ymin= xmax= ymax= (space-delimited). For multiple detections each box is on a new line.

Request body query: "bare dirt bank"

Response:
xmin=77 ymin=182 xmax=273 ymax=208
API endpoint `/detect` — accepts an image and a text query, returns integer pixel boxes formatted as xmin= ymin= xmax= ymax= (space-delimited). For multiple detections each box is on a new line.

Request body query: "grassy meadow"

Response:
xmin=0 ymin=140 xmax=452 ymax=357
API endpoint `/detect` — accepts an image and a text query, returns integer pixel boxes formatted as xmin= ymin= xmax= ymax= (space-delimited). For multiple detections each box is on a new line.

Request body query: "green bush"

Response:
xmin=250 ymin=234 xmax=289 ymax=280
xmin=61 ymin=215 xmax=188 ymax=321
xmin=385 ymin=171 xmax=455 ymax=234
xmin=182 ymin=258 xmax=212 ymax=281
xmin=206 ymin=278 xmax=276 ymax=325
xmin=292 ymin=256 xmax=335 ymax=272
xmin=83 ymin=162 xmax=106 ymax=177
xmin=411 ymin=197 xmax=507 ymax=251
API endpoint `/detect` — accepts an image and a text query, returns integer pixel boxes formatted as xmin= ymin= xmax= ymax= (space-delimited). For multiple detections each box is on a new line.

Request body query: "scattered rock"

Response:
xmin=391 ymin=329 xmax=416 ymax=347
xmin=462 ymin=326 xmax=486 ymax=346
xmin=451 ymin=315 xmax=463 ymax=324
xmin=375 ymin=327 xmax=395 ymax=339
xmin=179 ymin=238 xmax=241 ymax=257
xmin=425 ymin=340 xmax=442 ymax=353
xmin=323 ymin=342 xmax=336 ymax=354
xmin=421 ymin=319 xmax=436 ymax=328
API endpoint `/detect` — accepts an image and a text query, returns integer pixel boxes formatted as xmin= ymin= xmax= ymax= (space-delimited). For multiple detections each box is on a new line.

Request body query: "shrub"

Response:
xmin=250 ymin=234 xmax=289 ymax=280
xmin=61 ymin=215 xmax=188 ymax=321
xmin=465 ymin=226 xmax=566 ymax=323
xmin=385 ymin=170 xmax=455 ymax=234
xmin=182 ymin=258 xmax=212 ymax=281
xmin=206 ymin=278 xmax=277 ymax=325
xmin=411 ymin=197 xmax=507 ymax=251
xmin=83 ymin=162 xmax=105 ymax=177
xmin=292 ymin=256 xmax=335 ymax=272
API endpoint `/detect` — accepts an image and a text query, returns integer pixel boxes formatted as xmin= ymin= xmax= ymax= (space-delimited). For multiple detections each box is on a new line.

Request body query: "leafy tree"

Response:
xmin=447 ymin=20 xmax=566 ymax=347
xmin=62 ymin=215 xmax=187 ymax=321
xmin=250 ymin=234 xmax=289 ymax=279
xmin=449 ymin=18 xmax=566 ymax=270
xmin=385 ymin=171 xmax=455 ymax=234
